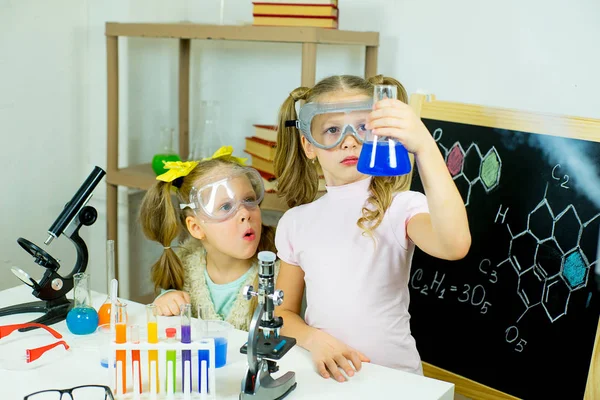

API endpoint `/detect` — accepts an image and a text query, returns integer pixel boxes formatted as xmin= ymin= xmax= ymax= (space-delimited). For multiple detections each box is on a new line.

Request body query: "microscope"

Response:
xmin=0 ymin=166 xmax=106 ymax=331
xmin=239 ymin=251 xmax=297 ymax=400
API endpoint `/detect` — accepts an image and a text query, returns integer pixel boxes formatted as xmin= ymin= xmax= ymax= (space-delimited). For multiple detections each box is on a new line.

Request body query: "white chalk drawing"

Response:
xmin=434 ymin=128 xmax=502 ymax=206
xmin=497 ymin=183 xmax=600 ymax=324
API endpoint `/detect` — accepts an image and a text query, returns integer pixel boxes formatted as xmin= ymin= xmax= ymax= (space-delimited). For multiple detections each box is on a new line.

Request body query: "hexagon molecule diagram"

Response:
xmin=498 ymin=188 xmax=599 ymax=323
xmin=434 ymin=128 xmax=502 ymax=206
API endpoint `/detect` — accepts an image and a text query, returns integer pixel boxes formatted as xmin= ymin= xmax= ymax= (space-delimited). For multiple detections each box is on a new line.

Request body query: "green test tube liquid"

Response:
xmin=165 ymin=327 xmax=177 ymax=393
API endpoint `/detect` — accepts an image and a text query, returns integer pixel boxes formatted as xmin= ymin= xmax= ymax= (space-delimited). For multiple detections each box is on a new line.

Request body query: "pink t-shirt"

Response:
xmin=275 ymin=177 xmax=429 ymax=374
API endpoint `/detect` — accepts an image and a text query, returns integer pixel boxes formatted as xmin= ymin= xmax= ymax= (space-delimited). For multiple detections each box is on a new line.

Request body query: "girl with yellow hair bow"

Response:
xmin=139 ymin=146 xmax=279 ymax=331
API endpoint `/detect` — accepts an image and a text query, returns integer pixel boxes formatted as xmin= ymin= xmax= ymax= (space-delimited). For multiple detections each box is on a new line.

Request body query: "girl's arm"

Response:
xmin=367 ymin=99 xmax=471 ymax=260
xmin=407 ymin=139 xmax=471 ymax=260
xmin=275 ymin=261 xmax=369 ymax=382
xmin=274 ymin=260 xmax=313 ymax=345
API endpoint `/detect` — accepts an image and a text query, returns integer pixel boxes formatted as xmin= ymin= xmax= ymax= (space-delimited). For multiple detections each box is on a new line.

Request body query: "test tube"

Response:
xmin=165 ymin=328 xmax=177 ymax=394
xmin=115 ymin=303 xmax=128 ymax=395
xmin=197 ymin=305 xmax=209 ymax=394
xmin=147 ymin=304 xmax=160 ymax=393
xmin=374 ymin=84 xmax=398 ymax=169
xmin=181 ymin=304 xmax=192 ymax=394
xmin=131 ymin=324 xmax=142 ymax=395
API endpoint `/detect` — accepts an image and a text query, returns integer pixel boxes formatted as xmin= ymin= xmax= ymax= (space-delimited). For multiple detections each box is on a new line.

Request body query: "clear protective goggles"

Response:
xmin=296 ymin=100 xmax=374 ymax=150
xmin=179 ymin=167 xmax=265 ymax=222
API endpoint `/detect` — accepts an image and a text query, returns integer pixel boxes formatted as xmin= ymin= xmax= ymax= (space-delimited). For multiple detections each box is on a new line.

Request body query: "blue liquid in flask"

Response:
xmin=66 ymin=306 xmax=99 ymax=335
xmin=357 ymin=140 xmax=411 ymax=176
xmin=198 ymin=336 xmax=228 ymax=372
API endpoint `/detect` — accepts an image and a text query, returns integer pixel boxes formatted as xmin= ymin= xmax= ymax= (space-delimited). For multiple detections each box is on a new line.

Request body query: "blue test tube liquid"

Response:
xmin=198 ymin=346 xmax=210 ymax=393
xmin=181 ymin=304 xmax=192 ymax=393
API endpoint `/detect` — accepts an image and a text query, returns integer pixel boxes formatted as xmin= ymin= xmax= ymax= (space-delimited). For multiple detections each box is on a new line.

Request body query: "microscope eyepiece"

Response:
xmin=258 ymin=251 xmax=276 ymax=277
xmin=46 ymin=166 xmax=106 ymax=244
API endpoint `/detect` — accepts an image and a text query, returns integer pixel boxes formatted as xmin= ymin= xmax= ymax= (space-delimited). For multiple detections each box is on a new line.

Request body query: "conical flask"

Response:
xmin=152 ymin=127 xmax=181 ymax=175
xmin=66 ymin=272 xmax=99 ymax=335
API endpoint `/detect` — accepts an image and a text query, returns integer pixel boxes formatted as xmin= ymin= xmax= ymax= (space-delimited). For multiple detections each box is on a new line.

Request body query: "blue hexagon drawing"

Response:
xmin=561 ymin=248 xmax=589 ymax=290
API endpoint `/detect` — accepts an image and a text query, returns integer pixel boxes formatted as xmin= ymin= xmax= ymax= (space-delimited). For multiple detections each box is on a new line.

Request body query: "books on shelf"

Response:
xmin=253 ymin=15 xmax=338 ymax=29
xmin=247 ymin=151 xmax=276 ymax=176
xmin=252 ymin=1 xmax=339 ymax=29
xmin=253 ymin=124 xmax=278 ymax=142
xmin=253 ymin=3 xmax=338 ymax=17
xmin=246 ymin=123 xmax=326 ymax=202
xmin=245 ymin=136 xmax=277 ymax=161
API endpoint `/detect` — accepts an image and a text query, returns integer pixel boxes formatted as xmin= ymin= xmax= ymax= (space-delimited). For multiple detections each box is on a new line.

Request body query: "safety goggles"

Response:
xmin=0 ymin=323 xmax=70 ymax=370
xmin=294 ymin=100 xmax=374 ymax=150
xmin=179 ymin=167 xmax=265 ymax=222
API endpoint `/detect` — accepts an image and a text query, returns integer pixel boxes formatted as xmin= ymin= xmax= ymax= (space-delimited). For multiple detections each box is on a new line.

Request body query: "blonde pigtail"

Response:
xmin=140 ymin=180 xmax=186 ymax=291
xmin=274 ymin=86 xmax=320 ymax=208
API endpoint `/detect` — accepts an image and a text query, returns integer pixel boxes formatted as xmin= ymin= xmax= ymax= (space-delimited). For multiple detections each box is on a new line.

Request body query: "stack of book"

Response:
xmin=245 ymin=125 xmax=279 ymax=193
xmin=245 ymin=124 xmax=326 ymax=201
xmin=252 ymin=0 xmax=339 ymax=29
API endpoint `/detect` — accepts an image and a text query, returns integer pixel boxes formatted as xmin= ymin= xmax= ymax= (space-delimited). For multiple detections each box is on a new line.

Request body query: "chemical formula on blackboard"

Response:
xmin=408 ymin=117 xmax=600 ymax=400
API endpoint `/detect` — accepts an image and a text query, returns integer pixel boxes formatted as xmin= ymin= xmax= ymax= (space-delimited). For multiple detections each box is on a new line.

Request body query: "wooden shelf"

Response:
xmin=105 ymin=21 xmax=378 ymax=284
xmin=107 ymin=164 xmax=156 ymax=191
xmin=105 ymin=23 xmax=379 ymax=46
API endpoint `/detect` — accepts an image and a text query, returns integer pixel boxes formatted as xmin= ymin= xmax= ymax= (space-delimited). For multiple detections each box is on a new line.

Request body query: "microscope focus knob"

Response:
xmin=271 ymin=289 xmax=284 ymax=306
xmin=242 ymin=285 xmax=255 ymax=300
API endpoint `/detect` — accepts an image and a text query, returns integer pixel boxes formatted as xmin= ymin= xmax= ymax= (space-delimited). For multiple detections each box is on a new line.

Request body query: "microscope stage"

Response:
xmin=240 ymin=334 xmax=297 ymax=360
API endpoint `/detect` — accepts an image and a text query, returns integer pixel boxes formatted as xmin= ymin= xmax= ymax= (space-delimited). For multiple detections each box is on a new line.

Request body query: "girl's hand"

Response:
xmin=366 ymin=98 xmax=435 ymax=155
xmin=305 ymin=329 xmax=370 ymax=382
xmin=154 ymin=290 xmax=191 ymax=316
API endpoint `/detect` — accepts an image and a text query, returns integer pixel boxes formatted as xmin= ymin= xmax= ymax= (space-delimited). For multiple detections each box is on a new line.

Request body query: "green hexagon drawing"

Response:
xmin=480 ymin=148 xmax=501 ymax=192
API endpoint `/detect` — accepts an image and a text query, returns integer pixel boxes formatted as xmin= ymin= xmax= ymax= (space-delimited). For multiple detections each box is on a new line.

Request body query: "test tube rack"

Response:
xmin=107 ymin=339 xmax=216 ymax=400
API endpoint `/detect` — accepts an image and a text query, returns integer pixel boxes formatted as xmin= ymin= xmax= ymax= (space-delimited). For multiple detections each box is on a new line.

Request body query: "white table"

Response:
xmin=0 ymin=285 xmax=454 ymax=399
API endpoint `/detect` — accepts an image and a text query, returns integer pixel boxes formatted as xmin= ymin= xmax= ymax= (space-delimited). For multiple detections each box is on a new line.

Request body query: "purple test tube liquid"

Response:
xmin=181 ymin=324 xmax=192 ymax=391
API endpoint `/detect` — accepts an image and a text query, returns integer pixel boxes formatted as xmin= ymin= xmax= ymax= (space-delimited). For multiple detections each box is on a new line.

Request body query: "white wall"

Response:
xmin=2 ymin=0 xmax=599 ymax=299
xmin=1 ymin=1 xmax=89 ymax=291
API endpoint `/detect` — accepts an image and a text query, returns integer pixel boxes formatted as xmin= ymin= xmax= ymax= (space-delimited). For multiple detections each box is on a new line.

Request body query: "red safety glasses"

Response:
xmin=0 ymin=323 xmax=70 ymax=363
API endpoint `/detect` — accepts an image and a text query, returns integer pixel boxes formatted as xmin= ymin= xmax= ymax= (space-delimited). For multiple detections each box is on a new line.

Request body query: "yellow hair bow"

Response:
xmin=155 ymin=146 xmax=247 ymax=183
xmin=202 ymin=145 xmax=248 ymax=166
xmin=156 ymin=160 xmax=199 ymax=183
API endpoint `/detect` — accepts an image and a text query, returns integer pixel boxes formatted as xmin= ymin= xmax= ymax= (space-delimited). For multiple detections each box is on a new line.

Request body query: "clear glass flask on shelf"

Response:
xmin=189 ymin=100 xmax=223 ymax=160
xmin=152 ymin=127 xmax=181 ymax=175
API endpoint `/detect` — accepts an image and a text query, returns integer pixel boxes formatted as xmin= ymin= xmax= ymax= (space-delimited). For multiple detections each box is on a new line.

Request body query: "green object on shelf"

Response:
xmin=152 ymin=127 xmax=181 ymax=176
xmin=152 ymin=153 xmax=181 ymax=176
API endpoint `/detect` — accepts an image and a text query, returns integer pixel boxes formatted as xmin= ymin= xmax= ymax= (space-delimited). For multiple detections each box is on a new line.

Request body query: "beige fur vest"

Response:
xmin=177 ymin=240 xmax=279 ymax=332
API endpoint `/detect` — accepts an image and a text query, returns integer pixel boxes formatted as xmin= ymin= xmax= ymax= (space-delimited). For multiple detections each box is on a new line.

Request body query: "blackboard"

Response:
xmin=407 ymin=96 xmax=600 ymax=400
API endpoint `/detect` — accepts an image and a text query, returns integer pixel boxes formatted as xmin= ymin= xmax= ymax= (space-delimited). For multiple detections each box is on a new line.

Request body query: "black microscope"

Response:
xmin=0 ymin=166 xmax=105 ymax=331
xmin=239 ymin=250 xmax=297 ymax=400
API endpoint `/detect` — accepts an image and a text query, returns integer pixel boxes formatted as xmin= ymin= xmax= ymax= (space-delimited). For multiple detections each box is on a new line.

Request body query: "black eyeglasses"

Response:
xmin=24 ymin=385 xmax=114 ymax=399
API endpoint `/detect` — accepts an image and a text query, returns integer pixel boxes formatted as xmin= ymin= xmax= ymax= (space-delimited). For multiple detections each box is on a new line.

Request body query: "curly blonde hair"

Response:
xmin=274 ymin=74 xmax=412 ymax=238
